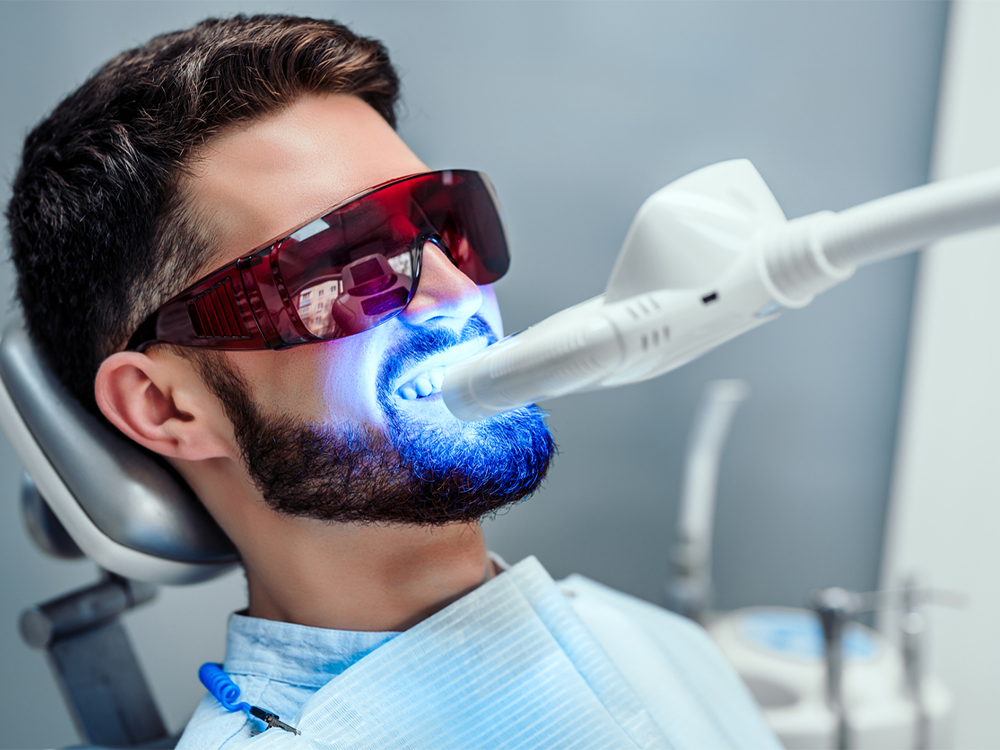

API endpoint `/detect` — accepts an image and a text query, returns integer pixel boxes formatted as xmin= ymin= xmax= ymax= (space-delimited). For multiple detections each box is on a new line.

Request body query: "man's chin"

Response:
xmin=389 ymin=402 xmax=553 ymax=485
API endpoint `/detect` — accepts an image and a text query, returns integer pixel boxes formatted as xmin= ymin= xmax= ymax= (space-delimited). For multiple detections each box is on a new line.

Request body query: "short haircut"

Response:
xmin=6 ymin=14 xmax=400 ymax=413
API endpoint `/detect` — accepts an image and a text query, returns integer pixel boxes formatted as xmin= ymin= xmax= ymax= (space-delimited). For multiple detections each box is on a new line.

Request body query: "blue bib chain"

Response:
xmin=199 ymin=662 xmax=301 ymax=736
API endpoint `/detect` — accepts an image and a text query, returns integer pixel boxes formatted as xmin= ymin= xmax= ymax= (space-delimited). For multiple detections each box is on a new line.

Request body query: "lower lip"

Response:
xmin=400 ymin=391 xmax=443 ymax=403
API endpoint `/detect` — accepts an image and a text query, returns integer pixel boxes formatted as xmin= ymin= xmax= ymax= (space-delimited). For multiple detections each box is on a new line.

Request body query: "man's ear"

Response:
xmin=95 ymin=351 xmax=235 ymax=461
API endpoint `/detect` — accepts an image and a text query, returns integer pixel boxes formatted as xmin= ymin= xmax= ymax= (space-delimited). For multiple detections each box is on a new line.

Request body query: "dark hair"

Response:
xmin=6 ymin=14 xmax=400 ymax=413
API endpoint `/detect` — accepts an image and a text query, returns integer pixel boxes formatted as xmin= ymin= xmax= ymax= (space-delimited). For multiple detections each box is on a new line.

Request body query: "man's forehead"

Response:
xmin=182 ymin=93 xmax=426 ymax=273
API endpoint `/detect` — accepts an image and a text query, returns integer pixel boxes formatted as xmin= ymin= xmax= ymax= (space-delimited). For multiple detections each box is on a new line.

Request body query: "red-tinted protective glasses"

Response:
xmin=126 ymin=170 xmax=509 ymax=352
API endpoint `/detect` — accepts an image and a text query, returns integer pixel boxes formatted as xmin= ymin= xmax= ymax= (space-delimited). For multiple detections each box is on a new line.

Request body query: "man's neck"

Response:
xmin=241 ymin=519 xmax=495 ymax=632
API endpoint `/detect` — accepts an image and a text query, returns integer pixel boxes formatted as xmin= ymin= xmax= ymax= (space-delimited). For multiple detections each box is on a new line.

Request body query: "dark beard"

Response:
xmin=194 ymin=317 xmax=555 ymax=525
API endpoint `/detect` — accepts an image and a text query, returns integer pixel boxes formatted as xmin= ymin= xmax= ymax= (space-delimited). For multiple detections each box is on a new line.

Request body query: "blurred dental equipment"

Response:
xmin=664 ymin=378 xmax=748 ymax=624
xmin=709 ymin=587 xmax=956 ymax=750
xmin=443 ymin=159 xmax=1000 ymax=421
xmin=810 ymin=587 xmax=864 ymax=750
xmin=669 ymin=380 xmax=958 ymax=750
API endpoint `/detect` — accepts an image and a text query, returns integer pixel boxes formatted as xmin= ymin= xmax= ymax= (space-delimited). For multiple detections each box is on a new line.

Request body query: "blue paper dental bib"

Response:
xmin=244 ymin=556 xmax=669 ymax=749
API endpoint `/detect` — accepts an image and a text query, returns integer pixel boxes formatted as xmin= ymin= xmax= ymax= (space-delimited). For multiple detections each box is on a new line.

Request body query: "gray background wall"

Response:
xmin=0 ymin=2 xmax=948 ymax=748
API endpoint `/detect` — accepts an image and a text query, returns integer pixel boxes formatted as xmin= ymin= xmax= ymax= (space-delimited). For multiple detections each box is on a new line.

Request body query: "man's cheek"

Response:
xmin=477 ymin=284 xmax=503 ymax=339
xmin=315 ymin=339 xmax=390 ymax=424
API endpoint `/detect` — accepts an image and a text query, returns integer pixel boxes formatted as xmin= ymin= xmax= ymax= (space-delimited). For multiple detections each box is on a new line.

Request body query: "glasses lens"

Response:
xmin=410 ymin=171 xmax=510 ymax=285
xmin=275 ymin=171 xmax=508 ymax=340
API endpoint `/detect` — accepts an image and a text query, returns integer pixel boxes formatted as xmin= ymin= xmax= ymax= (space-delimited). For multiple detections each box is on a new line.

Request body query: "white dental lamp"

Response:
xmin=443 ymin=159 xmax=1000 ymax=420
xmin=440 ymin=157 xmax=1000 ymax=750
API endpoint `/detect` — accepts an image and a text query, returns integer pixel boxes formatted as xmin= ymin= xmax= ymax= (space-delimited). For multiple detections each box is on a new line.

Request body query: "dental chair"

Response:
xmin=0 ymin=317 xmax=240 ymax=749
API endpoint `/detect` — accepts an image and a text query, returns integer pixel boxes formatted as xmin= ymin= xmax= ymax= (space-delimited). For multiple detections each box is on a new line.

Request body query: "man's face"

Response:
xmin=182 ymin=93 xmax=553 ymax=523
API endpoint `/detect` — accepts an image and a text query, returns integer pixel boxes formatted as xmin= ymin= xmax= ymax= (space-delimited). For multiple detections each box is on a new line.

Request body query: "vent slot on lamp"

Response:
xmin=640 ymin=326 xmax=671 ymax=352
xmin=188 ymin=279 xmax=252 ymax=340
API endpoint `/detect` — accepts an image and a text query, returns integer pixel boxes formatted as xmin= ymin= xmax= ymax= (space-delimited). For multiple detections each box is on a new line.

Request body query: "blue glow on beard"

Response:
xmin=200 ymin=315 xmax=555 ymax=524
xmin=376 ymin=315 xmax=555 ymax=499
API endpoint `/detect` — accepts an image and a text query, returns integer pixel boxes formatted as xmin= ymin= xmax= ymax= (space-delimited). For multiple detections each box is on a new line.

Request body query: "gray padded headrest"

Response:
xmin=0 ymin=318 xmax=238 ymax=582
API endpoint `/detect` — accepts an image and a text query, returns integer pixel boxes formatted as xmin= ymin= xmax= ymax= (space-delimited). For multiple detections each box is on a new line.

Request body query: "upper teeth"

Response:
xmin=398 ymin=367 xmax=446 ymax=400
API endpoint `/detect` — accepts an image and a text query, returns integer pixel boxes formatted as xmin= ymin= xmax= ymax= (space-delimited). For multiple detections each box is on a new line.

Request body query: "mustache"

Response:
xmin=378 ymin=314 xmax=497 ymax=396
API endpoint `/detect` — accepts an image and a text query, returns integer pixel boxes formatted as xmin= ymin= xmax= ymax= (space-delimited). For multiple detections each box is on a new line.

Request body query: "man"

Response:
xmin=7 ymin=14 xmax=779 ymax=749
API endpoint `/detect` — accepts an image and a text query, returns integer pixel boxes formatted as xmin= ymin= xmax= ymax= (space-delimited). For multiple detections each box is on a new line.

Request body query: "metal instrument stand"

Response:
xmin=811 ymin=587 xmax=862 ymax=750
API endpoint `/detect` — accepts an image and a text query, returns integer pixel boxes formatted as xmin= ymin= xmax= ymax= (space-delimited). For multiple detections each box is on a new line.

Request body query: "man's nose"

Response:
xmin=401 ymin=241 xmax=483 ymax=325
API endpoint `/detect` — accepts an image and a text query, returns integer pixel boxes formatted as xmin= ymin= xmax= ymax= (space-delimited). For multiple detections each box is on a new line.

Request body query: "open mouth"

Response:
xmin=395 ymin=339 xmax=489 ymax=402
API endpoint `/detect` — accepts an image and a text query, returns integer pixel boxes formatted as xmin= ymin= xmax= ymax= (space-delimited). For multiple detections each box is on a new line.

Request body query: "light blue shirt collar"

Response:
xmin=222 ymin=612 xmax=401 ymax=688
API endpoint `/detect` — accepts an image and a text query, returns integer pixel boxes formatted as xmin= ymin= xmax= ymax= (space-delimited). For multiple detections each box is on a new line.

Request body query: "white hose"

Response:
xmin=821 ymin=166 xmax=1000 ymax=269
xmin=677 ymin=380 xmax=750 ymax=547
xmin=666 ymin=379 xmax=749 ymax=622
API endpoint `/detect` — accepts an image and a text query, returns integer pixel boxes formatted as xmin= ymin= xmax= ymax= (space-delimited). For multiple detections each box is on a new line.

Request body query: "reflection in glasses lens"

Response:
xmin=297 ymin=252 xmax=415 ymax=337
